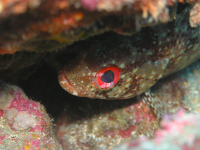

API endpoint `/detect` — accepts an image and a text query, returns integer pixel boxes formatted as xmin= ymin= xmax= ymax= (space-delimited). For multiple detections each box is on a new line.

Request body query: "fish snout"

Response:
xmin=58 ymin=70 xmax=80 ymax=96
xmin=58 ymin=70 xmax=97 ymax=98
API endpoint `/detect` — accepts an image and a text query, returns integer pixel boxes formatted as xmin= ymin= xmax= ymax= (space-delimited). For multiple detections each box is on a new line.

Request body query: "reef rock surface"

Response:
xmin=0 ymin=80 xmax=63 ymax=150
xmin=0 ymin=1 xmax=200 ymax=150
xmin=0 ymin=0 xmax=181 ymax=54
xmin=115 ymin=108 xmax=200 ymax=150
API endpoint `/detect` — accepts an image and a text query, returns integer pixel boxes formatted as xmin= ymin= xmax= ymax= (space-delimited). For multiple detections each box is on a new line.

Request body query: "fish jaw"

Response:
xmin=58 ymin=65 xmax=97 ymax=99
xmin=58 ymin=70 xmax=80 ymax=97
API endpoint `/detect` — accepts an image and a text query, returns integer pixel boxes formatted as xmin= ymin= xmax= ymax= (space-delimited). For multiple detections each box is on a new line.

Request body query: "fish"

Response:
xmin=58 ymin=8 xmax=200 ymax=100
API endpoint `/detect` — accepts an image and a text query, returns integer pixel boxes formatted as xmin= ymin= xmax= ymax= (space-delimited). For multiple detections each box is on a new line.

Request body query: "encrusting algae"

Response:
xmin=0 ymin=1 xmax=200 ymax=150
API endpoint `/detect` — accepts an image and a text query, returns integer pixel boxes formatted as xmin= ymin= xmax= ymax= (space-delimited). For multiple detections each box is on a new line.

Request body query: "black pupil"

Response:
xmin=100 ymin=70 xmax=114 ymax=83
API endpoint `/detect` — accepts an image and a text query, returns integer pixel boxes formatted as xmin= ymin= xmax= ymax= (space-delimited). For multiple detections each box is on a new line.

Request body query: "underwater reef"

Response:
xmin=0 ymin=0 xmax=183 ymax=54
xmin=0 ymin=0 xmax=200 ymax=150
xmin=0 ymin=80 xmax=62 ymax=149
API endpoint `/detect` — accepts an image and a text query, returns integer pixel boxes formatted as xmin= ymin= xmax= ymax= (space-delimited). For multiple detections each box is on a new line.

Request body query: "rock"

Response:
xmin=0 ymin=0 xmax=179 ymax=54
xmin=189 ymin=2 xmax=200 ymax=27
xmin=115 ymin=108 xmax=200 ymax=150
xmin=56 ymin=99 xmax=159 ymax=150
xmin=0 ymin=80 xmax=63 ymax=150
xmin=0 ymin=52 xmax=46 ymax=80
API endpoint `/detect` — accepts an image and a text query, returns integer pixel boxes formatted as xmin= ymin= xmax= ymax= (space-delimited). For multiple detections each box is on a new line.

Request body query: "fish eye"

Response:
xmin=93 ymin=66 xmax=121 ymax=90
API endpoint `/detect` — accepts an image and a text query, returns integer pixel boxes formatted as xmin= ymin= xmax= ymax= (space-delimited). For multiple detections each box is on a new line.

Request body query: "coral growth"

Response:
xmin=0 ymin=0 xmax=177 ymax=54
xmin=115 ymin=108 xmax=200 ymax=150
xmin=0 ymin=1 xmax=200 ymax=150
xmin=0 ymin=52 xmax=46 ymax=80
xmin=189 ymin=2 xmax=200 ymax=27
xmin=144 ymin=60 xmax=200 ymax=118
xmin=56 ymin=99 xmax=159 ymax=150
xmin=0 ymin=80 xmax=62 ymax=150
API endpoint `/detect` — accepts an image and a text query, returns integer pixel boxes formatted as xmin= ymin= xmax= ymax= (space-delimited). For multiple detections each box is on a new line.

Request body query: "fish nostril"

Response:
xmin=58 ymin=70 xmax=79 ymax=96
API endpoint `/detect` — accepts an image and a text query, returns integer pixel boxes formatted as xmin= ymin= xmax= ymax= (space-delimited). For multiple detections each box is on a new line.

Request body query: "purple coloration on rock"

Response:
xmin=0 ymin=80 xmax=63 ymax=150
xmin=115 ymin=108 xmax=200 ymax=150
xmin=80 ymin=0 xmax=98 ymax=11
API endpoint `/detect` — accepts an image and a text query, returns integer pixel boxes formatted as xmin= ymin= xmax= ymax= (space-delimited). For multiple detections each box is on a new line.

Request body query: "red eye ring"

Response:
xmin=93 ymin=66 xmax=121 ymax=90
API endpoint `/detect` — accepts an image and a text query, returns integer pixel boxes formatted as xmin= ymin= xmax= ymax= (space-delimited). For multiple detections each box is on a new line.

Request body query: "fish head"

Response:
xmin=58 ymin=33 xmax=170 ymax=100
xmin=58 ymin=61 xmax=123 ymax=99
xmin=58 ymin=38 xmax=141 ymax=99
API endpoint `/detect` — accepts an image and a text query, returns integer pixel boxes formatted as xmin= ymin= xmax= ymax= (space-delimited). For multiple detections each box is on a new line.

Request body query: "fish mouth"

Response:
xmin=58 ymin=70 xmax=80 ymax=96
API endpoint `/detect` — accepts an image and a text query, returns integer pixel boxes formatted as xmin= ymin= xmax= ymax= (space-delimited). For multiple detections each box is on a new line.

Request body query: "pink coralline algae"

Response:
xmin=0 ymin=80 xmax=63 ymax=150
xmin=189 ymin=1 xmax=200 ymax=27
xmin=80 ymin=0 xmax=98 ymax=11
xmin=1 ymin=1 xmax=200 ymax=150
xmin=56 ymin=99 xmax=159 ymax=150
xmin=115 ymin=108 xmax=200 ymax=150
xmin=0 ymin=0 xmax=177 ymax=54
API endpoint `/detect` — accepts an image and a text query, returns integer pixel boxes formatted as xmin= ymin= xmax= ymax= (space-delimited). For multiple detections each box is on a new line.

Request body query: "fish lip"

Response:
xmin=58 ymin=70 xmax=81 ymax=96
xmin=59 ymin=70 xmax=98 ymax=98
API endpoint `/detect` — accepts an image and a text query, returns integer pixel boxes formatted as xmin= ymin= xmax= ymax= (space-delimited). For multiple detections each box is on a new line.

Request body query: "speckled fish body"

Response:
xmin=59 ymin=9 xmax=200 ymax=100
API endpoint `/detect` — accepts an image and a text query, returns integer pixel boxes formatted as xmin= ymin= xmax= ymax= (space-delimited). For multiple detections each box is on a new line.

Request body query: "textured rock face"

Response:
xmin=0 ymin=1 xmax=200 ymax=150
xmin=0 ymin=80 xmax=63 ymax=150
xmin=115 ymin=108 xmax=200 ymax=150
xmin=0 ymin=0 xmax=179 ymax=54
xmin=56 ymin=100 xmax=159 ymax=150
xmin=0 ymin=52 xmax=46 ymax=80
xmin=189 ymin=1 xmax=200 ymax=27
